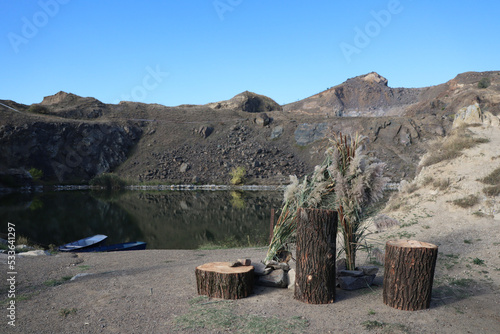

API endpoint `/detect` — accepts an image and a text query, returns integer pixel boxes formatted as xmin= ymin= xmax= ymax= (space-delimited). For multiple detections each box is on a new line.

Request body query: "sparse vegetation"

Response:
xmin=432 ymin=178 xmax=450 ymax=191
xmin=422 ymin=128 xmax=489 ymax=167
xmin=478 ymin=77 xmax=491 ymax=89
xmin=449 ymin=277 xmax=474 ymax=287
xmin=229 ymin=166 xmax=246 ymax=185
xmin=175 ymin=296 xmax=308 ymax=333
xmin=89 ymin=173 xmax=127 ymax=189
xmin=265 ymin=132 xmax=388 ymax=269
xmin=479 ymin=167 xmax=500 ymax=185
xmin=44 ymin=276 xmax=72 ymax=287
xmin=28 ymin=167 xmax=43 ymax=181
xmin=59 ymin=308 xmax=77 ymax=317
xmin=472 ymin=257 xmax=485 ymax=266
xmin=421 ymin=176 xmax=434 ymax=186
xmin=483 ymin=185 xmax=500 ymax=197
xmin=362 ymin=320 xmax=385 ymax=330
xmin=452 ymin=195 xmax=479 ymax=208
xmin=77 ymin=265 xmax=91 ymax=271
xmin=404 ymin=182 xmax=419 ymax=194
xmin=198 ymin=235 xmax=263 ymax=250
xmin=478 ymin=167 xmax=500 ymax=197
xmin=27 ymin=104 xmax=50 ymax=114
xmin=361 ymin=320 xmax=409 ymax=333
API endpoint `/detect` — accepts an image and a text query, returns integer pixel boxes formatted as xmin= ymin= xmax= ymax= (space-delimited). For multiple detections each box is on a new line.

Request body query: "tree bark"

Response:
xmin=294 ymin=208 xmax=338 ymax=304
xmin=383 ymin=240 xmax=438 ymax=311
xmin=195 ymin=262 xmax=254 ymax=299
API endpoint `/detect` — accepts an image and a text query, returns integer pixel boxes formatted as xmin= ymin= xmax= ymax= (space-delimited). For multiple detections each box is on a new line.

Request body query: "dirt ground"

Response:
xmin=1 ymin=242 xmax=499 ymax=334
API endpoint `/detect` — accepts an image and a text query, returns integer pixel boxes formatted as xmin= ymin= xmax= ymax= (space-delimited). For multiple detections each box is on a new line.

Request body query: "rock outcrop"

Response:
xmin=0 ymin=122 xmax=141 ymax=182
xmin=453 ymin=102 xmax=500 ymax=128
xmin=284 ymin=72 xmax=421 ymax=117
xmin=207 ymin=91 xmax=282 ymax=113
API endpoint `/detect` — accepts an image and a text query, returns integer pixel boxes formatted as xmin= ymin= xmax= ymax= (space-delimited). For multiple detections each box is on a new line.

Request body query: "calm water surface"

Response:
xmin=0 ymin=190 xmax=282 ymax=249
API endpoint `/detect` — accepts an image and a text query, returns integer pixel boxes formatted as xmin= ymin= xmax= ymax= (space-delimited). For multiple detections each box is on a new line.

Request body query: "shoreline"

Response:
xmin=0 ymin=183 xmax=285 ymax=194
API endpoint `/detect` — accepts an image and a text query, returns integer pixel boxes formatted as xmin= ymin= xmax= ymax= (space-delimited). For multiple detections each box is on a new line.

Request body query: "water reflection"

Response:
xmin=0 ymin=190 xmax=282 ymax=249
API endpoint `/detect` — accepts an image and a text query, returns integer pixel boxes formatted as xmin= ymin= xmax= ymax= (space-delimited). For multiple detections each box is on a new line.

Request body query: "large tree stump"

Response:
xmin=195 ymin=262 xmax=254 ymax=299
xmin=383 ymin=240 xmax=438 ymax=311
xmin=294 ymin=208 xmax=338 ymax=304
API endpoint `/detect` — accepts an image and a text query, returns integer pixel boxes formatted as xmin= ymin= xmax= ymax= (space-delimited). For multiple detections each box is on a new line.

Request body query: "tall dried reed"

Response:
xmin=265 ymin=132 xmax=388 ymax=270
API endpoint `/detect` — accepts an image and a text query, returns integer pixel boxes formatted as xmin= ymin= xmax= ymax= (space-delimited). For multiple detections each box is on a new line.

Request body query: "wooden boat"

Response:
xmin=58 ymin=234 xmax=108 ymax=252
xmin=76 ymin=241 xmax=147 ymax=252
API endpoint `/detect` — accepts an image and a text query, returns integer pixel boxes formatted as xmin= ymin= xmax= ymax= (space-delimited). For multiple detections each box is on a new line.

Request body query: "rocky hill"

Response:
xmin=1 ymin=71 xmax=499 ymax=186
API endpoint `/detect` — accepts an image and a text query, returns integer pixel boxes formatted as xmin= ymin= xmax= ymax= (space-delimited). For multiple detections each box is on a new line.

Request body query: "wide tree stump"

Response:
xmin=195 ymin=262 xmax=254 ymax=299
xmin=294 ymin=208 xmax=338 ymax=304
xmin=383 ymin=240 xmax=438 ymax=311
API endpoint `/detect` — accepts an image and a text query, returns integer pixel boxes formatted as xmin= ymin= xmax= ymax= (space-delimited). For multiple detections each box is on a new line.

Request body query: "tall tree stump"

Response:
xmin=294 ymin=208 xmax=338 ymax=304
xmin=195 ymin=262 xmax=254 ymax=299
xmin=383 ymin=240 xmax=438 ymax=311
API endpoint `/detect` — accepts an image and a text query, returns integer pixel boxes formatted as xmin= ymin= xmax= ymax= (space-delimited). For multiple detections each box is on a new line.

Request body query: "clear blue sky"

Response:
xmin=1 ymin=1 xmax=499 ymax=106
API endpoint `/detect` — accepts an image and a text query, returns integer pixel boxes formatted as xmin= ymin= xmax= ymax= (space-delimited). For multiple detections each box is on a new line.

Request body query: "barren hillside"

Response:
xmin=1 ymin=71 xmax=499 ymax=185
xmin=371 ymin=106 xmax=500 ymax=312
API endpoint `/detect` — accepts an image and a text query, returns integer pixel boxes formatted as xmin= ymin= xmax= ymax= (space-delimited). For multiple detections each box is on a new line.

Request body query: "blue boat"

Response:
xmin=58 ymin=234 xmax=108 ymax=252
xmin=76 ymin=241 xmax=147 ymax=252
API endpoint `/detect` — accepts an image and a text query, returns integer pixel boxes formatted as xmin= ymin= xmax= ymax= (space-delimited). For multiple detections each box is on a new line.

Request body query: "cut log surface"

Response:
xmin=383 ymin=240 xmax=438 ymax=311
xmin=195 ymin=262 xmax=254 ymax=299
xmin=294 ymin=208 xmax=338 ymax=304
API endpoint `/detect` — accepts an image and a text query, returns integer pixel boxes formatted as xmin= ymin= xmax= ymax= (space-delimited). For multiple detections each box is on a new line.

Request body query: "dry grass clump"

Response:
xmin=404 ymin=182 xmax=419 ymax=194
xmin=478 ymin=167 xmax=500 ymax=197
xmin=483 ymin=185 xmax=500 ymax=197
xmin=421 ymin=128 xmax=489 ymax=167
xmin=265 ymin=132 xmax=389 ymax=270
xmin=421 ymin=176 xmax=434 ymax=187
xmin=479 ymin=167 xmax=500 ymax=185
xmin=433 ymin=178 xmax=451 ymax=191
xmin=372 ymin=214 xmax=400 ymax=232
xmin=451 ymin=195 xmax=480 ymax=208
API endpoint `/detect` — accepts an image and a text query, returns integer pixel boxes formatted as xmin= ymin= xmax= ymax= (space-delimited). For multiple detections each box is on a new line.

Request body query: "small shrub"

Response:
xmin=404 ymin=182 xmax=419 ymax=194
xmin=472 ymin=257 xmax=485 ymax=266
xmin=59 ymin=308 xmax=77 ymax=317
xmin=432 ymin=178 xmax=450 ymax=191
xmin=421 ymin=176 xmax=434 ymax=187
xmin=229 ymin=166 xmax=246 ymax=185
xmin=89 ymin=173 xmax=127 ymax=189
xmin=452 ymin=195 xmax=479 ymax=208
xmin=28 ymin=105 xmax=50 ymax=114
xmin=483 ymin=185 xmax=500 ymax=197
xmin=478 ymin=167 xmax=500 ymax=185
xmin=478 ymin=77 xmax=491 ymax=89
xmin=44 ymin=276 xmax=72 ymax=287
xmin=28 ymin=167 xmax=43 ymax=181
xmin=17 ymin=235 xmax=30 ymax=245
xmin=362 ymin=320 xmax=385 ymax=330
xmin=422 ymin=129 xmax=489 ymax=167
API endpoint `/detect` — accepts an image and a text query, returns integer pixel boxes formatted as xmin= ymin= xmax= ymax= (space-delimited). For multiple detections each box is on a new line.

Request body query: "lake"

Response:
xmin=0 ymin=190 xmax=283 ymax=250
